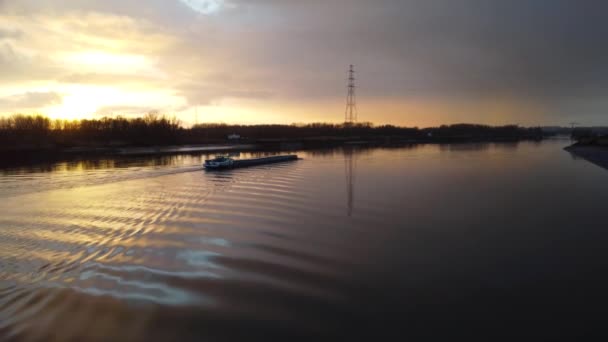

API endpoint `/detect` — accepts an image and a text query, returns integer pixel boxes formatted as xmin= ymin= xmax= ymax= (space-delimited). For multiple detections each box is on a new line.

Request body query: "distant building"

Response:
xmin=227 ymin=133 xmax=241 ymax=140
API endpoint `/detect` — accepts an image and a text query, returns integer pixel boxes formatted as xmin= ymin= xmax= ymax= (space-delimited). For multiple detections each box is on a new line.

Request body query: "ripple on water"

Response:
xmin=0 ymin=156 xmax=367 ymax=340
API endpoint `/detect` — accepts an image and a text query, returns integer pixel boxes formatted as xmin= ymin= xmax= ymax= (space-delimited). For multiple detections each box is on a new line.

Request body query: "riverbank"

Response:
xmin=0 ymin=134 xmax=543 ymax=163
xmin=0 ymin=144 xmax=257 ymax=169
xmin=565 ymin=144 xmax=608 ymax=170
xmin=1 ymin=132 xmax=544 ymax=153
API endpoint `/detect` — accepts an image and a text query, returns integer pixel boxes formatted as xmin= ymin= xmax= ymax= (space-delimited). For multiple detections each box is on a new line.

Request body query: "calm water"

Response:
xmin=1 ymin=140 xmax=608 ymax=340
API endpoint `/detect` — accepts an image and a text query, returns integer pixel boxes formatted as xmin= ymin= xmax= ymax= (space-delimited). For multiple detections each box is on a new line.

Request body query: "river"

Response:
xmin=1 ymin=139 xmax=608 ymax=340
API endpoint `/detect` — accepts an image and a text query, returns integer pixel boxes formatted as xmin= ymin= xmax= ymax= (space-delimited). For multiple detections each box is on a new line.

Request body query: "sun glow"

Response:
xmin=58 ymin=51 xmax=157 ymax=75
xmin=45 ymin=86 xmax=186 ymax=120
xmin=67 ymin=51 xmax=144 ymax=64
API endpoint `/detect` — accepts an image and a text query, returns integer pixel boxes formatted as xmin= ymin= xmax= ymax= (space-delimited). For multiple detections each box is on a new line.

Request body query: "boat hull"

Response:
xmin=204 ymin=155 xmax=298 ymax=170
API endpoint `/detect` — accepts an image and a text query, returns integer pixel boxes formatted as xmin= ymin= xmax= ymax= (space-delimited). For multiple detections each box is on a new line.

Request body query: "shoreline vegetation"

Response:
xmin=1 ymin=113 xmax=545 ymax=157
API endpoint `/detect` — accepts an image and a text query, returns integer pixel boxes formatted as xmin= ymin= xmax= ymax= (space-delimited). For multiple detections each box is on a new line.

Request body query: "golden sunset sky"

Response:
xmin=1 ymin=0 xmax=607 ymax=126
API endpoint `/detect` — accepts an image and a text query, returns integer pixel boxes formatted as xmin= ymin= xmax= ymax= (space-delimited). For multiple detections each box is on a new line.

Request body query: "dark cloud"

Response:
xmin=184 ymin=0 xmax=606 ymax=123
xmin=215 ymin=0 xmax=608 ymax=100
xmin=402 ymin=0 xmax=608 ymax=99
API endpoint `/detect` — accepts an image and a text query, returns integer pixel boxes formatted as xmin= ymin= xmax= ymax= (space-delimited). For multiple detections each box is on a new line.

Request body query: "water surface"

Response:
xmin=1 ymin=140 xmax=608 ymax=340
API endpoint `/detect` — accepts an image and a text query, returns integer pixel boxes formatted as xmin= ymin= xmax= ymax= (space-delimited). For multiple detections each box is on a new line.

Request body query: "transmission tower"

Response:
xmin=344 ymin=64 xmax=357 ymax=124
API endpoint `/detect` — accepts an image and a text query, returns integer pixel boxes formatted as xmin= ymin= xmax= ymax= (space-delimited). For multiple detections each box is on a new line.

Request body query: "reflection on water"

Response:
xmin=0 ymin=152 xmax=296 ymax=198
xmin=344 ymin=147 xmax=358 ymax=216
xmin=1 ymin=141 xmax=608 ymax=340
xmin=1 ymin=154 xmax=187 ymax=174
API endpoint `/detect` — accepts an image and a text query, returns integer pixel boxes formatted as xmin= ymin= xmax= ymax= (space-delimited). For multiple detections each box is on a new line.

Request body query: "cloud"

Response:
xmin=0 ymin=42 xmax=63 ymax=83
xmin=0 ymin=28 xmax=21 ymax=39
xmin=0 ymin=12 xmax=170 ymax=84
xmin=1 ymin=0 xmax=608 ymax=124
xmin=209 ymin=0 xmax=608 ymax=99
xmin=0 ymin=0 xmax=198 ymax=27
xmin=0 ymin=92 xmax=63 ymax=112
xmin=177 ymin=79 xmax=274 ymax=106
xmin=179 ymin=0 xmax=227 ymax=14
xmin=59 ymin=73 xmax=164 ymax=86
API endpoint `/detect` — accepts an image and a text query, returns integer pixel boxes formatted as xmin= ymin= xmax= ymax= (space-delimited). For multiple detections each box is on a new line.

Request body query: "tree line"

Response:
xmin=0 ymin=113 xmax=181 ymax=148
xmin=188 ymin=122 xmax=542 ymax=141
xmin=0 ymin=113 xmax=543 ymax=151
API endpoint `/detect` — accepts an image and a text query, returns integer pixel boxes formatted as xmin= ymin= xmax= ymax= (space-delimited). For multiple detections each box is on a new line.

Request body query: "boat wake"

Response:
xmin=0 ymin=163 xmax=206 ymax=198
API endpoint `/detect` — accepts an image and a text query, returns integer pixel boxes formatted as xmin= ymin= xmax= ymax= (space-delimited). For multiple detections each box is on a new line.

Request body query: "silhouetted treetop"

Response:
xmin=0 ymin=114 xmax=543 ymax=151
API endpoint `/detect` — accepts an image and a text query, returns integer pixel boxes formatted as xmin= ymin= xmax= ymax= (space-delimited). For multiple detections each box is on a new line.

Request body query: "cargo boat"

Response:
xmin=204 ymin=155 xmax=298 ymax=170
